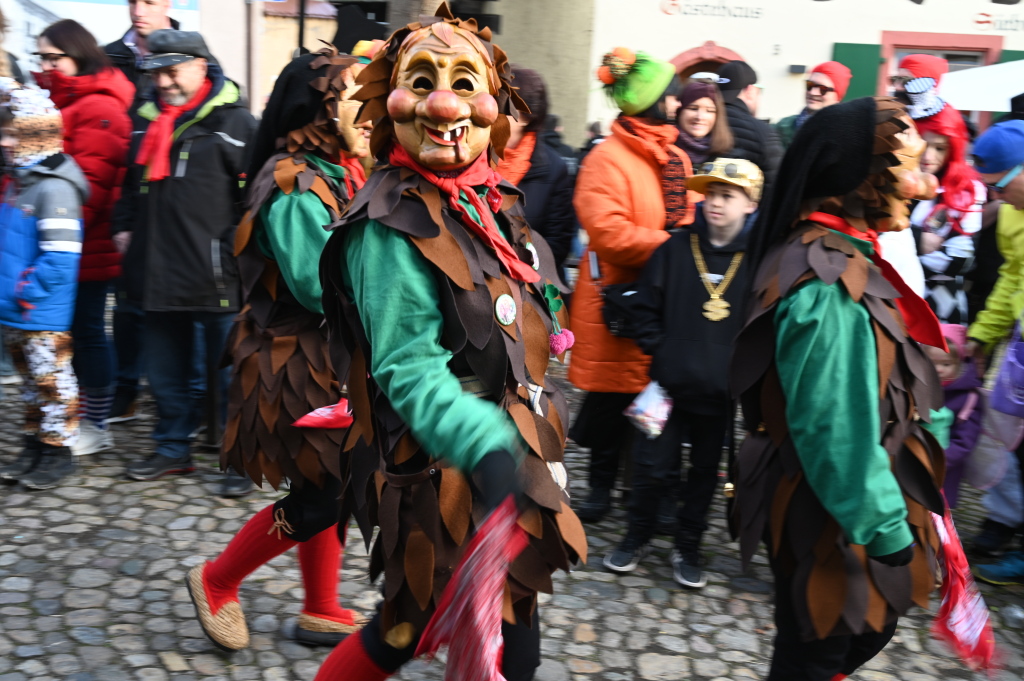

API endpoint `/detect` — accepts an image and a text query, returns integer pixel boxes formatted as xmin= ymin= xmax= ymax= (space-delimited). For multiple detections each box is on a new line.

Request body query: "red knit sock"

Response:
xmin=203 ymin=505 xmax=298 ymax=614
xmin=298 ymin=524 xmax=359 ymax=623
xmin=313 ymin=629 xmax=390 ymax=681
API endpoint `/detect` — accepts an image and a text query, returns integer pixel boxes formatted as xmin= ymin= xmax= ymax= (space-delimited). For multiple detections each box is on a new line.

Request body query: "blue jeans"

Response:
xmin=145 ymin=311 xmax=232 ymax=459
xmin=71 ymin=280 xmax=115 ymax=391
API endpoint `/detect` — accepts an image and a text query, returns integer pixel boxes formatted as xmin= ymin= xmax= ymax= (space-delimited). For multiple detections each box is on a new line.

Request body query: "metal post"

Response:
xmin=298 ymin=0 xmax=307 ymax=52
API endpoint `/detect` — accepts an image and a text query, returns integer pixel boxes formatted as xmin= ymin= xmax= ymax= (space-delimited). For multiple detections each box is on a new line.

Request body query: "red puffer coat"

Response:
xmin=36 ymin=68 xmax=134 ymax=282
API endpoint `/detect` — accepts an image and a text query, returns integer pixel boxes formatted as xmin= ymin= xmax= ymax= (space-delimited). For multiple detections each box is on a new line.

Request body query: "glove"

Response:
xmin=869 ymin=544 xmax=914 ymax=567
xmin=471 ymin=450 xmax=523 ymax=513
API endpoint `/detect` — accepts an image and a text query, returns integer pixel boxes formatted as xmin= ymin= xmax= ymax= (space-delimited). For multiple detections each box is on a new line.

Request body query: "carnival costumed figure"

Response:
xmin=185 ymin=45 xmax=374 ymax=651
xmin=313 ymin=4 xmax=587 ymax=679
xmin=731 ymin=97 xmax=950 ymax=681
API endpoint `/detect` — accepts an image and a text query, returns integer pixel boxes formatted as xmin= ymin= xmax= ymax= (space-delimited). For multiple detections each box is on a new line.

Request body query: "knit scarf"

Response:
xmin=809 ymin=212 xmax=947 ymax=351
xmin=618 ymin=117 xmax=693 ymax=228
xmin=496 ymin=132 xmax=536 ymax=185
xmin=674 ymin=127 xmax=711 ymax=166
xmin=388 ymin=145 xmax=540 ymax=283
xmin=136 ymin=78 xmax=213 ymax=181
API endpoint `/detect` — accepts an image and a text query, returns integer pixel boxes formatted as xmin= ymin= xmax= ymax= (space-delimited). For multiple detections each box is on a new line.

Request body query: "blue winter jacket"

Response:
xmin=0 ymin=154 xmax=90 ymax=331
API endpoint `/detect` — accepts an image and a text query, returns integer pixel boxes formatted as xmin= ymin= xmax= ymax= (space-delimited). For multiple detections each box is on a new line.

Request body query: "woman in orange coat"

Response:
xmin=570 ymin=49 xmax=698 ymax=521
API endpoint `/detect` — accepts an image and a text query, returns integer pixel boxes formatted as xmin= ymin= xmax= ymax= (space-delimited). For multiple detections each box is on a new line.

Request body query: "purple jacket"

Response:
xmin=942 ymin=359 xmax=984 ymax=507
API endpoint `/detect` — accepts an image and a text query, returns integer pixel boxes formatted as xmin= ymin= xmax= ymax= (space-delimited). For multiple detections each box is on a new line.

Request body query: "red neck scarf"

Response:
xmin=496 ymin=132 xmax=536 ymax=186
xmin=135 ymin=78 xmax=213 ymax=182
xmin=809 ymin=212 xmax=947 ymax=351
xmin=389 ymin=144 xmax=540 ymax=283
xmin=339 ymin=155 xmax=367 ymax=197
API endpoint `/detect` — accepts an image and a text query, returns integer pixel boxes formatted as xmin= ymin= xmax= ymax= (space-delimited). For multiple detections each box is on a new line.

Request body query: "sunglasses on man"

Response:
xmin=805 ymin=81 xmax=836 ymax=96
xmin=986 ymin=163 xmax=1024 ymax=194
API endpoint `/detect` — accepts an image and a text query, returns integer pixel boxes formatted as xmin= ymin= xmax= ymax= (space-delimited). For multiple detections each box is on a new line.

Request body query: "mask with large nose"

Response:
xmin=878 ymin=117 xmax=938 ymax=232
xmin=386 ymin=25 xmax=499 ymax=170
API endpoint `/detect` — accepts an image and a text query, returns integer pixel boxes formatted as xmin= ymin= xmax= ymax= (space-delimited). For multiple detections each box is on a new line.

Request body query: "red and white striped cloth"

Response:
xmin=415 ymin=496 xmax=528 ymax=681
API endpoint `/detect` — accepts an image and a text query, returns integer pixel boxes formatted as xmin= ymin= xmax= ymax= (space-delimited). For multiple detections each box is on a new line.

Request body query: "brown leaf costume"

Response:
xmin=318 ymin=4 xmax=586 ymax=646
xmin=221 ymin=47 xmax=363 ymax=488
xmin=730 ymin=99 xmax=946 ymax=649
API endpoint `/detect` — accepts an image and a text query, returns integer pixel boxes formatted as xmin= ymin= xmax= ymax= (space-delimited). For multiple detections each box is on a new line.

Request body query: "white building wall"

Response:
xmin=588 ymin=0 xmax=1024 ymax=127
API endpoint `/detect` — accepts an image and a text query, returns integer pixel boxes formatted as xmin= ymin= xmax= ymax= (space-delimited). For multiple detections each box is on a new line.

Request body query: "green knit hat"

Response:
xmin=598 ymin=48 xmax=677 ymax=116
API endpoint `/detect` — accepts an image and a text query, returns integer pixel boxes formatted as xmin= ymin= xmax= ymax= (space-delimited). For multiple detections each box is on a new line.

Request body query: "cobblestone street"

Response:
xmin=1 ymin=364 xmax=1023 ymax=681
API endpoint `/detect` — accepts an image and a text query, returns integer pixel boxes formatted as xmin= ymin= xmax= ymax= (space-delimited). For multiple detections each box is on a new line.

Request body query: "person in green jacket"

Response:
xmin=184 ymin=45 xmax=372 ymax=653
xmin=313 ymin=5 xmax=585 ymax=680
xmin=774 ymin=61 xmax=851 ymax=149
xmin=967 ymin=120 xmax=1024 ymax=586
xmin=734 ymin=96 xmax=949 ymax=681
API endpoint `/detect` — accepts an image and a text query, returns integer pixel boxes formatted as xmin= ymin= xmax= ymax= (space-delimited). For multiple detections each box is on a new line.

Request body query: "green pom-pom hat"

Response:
xmin=599 ymin=50 xmax=677 ymax=117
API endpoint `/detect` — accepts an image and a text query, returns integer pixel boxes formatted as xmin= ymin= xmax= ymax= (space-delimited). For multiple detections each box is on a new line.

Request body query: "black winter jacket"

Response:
xmin=723 ymin=99 xmax=783 ymax=194
xmin=630 ymin=212 xmax=753 ymax=414
xmin=518 ymin=139 xmax=576 ymax=270
xmin=111 ymin=70 xmax=257 ymax=312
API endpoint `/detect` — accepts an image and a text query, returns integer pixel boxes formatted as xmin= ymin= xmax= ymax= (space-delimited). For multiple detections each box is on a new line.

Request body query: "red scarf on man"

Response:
xmin=389 ymin=144 xmax=540 ymax=283
xmin=135 ymin=78 xmax=213 ymax=182
xmin=809 ymin=212 xmax=947 ymax=351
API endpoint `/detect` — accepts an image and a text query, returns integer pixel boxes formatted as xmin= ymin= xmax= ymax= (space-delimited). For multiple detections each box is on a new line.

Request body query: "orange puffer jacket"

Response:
xmin=568 ymin=118 xmax=698 ymax=394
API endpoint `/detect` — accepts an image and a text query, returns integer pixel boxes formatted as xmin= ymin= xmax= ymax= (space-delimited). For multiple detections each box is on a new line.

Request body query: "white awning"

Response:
xmin=940 ymin=60 xmax=1024 ymax=113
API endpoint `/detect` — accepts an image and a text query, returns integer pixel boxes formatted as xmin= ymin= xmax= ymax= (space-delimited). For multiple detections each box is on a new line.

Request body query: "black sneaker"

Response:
xmin=126 ymin=452 xmax=195 ymax=481
xmin=603 ymin=536 xmax=651 ymax=573
xmin=219 ymin=471 xmax=255 ymax=498
xmin=20 ymin=445 xmax=74 ymax=490
xmin=972 ymin=518 xmax=1017 ymax=558
xmin=671 ymin=549 xmax=706 ymax=588
xmin=576 ymin=487 xmax=612 ymax=523
xmin=0 ymin=435 xmax=42 ymax=483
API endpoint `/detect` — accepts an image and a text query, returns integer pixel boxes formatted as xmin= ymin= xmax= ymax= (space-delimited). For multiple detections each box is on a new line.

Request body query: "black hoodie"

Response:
xmin=629 ymin=210 xmax=753 ymax=413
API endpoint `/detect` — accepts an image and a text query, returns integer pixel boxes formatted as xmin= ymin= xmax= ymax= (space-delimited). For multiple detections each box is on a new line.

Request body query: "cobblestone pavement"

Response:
xmin=1 ymin=363 xmax=1023 ymax=681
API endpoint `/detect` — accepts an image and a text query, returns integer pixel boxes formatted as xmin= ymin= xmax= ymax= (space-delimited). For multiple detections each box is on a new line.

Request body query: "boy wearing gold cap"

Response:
xmin=603 ymin=158 xmax=762 ymax=589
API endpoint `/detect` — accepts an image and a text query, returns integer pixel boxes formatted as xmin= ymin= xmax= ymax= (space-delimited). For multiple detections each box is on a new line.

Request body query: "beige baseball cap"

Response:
xmin=688 ymin=158 xmax=764 ymax=202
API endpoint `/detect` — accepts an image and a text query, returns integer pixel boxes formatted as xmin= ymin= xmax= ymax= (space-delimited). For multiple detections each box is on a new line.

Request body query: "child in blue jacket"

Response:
xmin=0 ymin=79 xmax=89 ymax=490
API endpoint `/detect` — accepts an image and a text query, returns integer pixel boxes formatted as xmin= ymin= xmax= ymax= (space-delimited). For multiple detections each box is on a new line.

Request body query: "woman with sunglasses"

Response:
xmin=912 ymin=104 xmax=985 ymax=324
xmin=32 ymin=20 xmax=134 ymax=457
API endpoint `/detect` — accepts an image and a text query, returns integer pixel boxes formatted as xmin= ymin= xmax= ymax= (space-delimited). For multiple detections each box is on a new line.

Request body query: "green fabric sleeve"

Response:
xmin=256 ymin=191 xmax=334 ymax=314
xmin=775 ymin=278 xmax=914 ymax=557
xmin=341 ymin=218 xmax=522 ymax=473
xmin=922 ymin=407 xmax=953 ymax=450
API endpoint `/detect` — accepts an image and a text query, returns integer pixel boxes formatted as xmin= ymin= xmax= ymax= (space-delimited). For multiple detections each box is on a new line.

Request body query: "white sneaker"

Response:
xmin=71 ymin=421 xmax=114 ymax=456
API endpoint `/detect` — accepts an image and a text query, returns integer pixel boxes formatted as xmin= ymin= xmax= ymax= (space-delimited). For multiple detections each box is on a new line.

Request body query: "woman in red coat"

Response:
xmin=35 ymin=20 xmax=134 ymax=456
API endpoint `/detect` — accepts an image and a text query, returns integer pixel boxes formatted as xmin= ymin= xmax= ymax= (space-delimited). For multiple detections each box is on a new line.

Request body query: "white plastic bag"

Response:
xmin=624 ymin=381 xmax=673 ymax=439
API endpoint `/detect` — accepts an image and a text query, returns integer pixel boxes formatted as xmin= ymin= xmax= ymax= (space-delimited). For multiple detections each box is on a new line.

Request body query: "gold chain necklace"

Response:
xmin=690 ymin=233 xmax=744 ymax=321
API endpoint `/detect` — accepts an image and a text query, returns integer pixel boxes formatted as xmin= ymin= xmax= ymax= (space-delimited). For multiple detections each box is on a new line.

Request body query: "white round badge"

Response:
xmin=494 ymin=294 xmax=517 ymax=326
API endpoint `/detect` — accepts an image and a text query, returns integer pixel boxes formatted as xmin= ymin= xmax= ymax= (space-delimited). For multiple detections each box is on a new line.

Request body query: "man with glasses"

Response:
xmin=967 ymin=120 xmax=1024 ymax=589
xmin=775 ymin=61 xmax=851 ymax=149
xmin=716 ymin=60 xmax=782 ymax=195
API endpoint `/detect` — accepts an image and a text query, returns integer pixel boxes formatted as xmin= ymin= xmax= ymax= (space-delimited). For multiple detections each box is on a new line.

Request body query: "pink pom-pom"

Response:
xmin=549 ymin=329 xmax=575 ymax=355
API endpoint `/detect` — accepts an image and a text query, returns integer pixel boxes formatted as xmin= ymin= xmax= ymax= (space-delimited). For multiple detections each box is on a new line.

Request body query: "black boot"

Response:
xmin=0 ymin=435 xmax=43 ymax=483
xmin=576 ymin=486 xmax=612 ymax=522
xmin=20 ymin=444 xmax=74 ymax=490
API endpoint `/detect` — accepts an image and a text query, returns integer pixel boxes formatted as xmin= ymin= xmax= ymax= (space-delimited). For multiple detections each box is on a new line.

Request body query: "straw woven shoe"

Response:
xmin=294 ymin=611 xmax=367 ymax=647
xmin=186 ymin=564 xmax=250 ymax=651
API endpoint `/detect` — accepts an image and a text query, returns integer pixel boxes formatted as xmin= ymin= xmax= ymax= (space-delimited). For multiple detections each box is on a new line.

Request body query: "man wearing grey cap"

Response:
xmin=716 ymin=60 xmax=782 ymax=192
xmin=111 ymin=30 xmax=256 ymax=485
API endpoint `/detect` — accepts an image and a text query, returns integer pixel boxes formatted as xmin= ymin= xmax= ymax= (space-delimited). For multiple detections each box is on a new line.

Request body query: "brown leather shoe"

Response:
xmin=185 ymin=564 xmax=249 ymax=651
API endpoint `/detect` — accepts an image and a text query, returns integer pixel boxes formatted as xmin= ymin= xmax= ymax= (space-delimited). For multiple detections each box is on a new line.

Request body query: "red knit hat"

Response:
xmin=811 ymin=61 xmax=852 ymax=100
xmin=899 ymin=54 xmax=949 ymax=83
